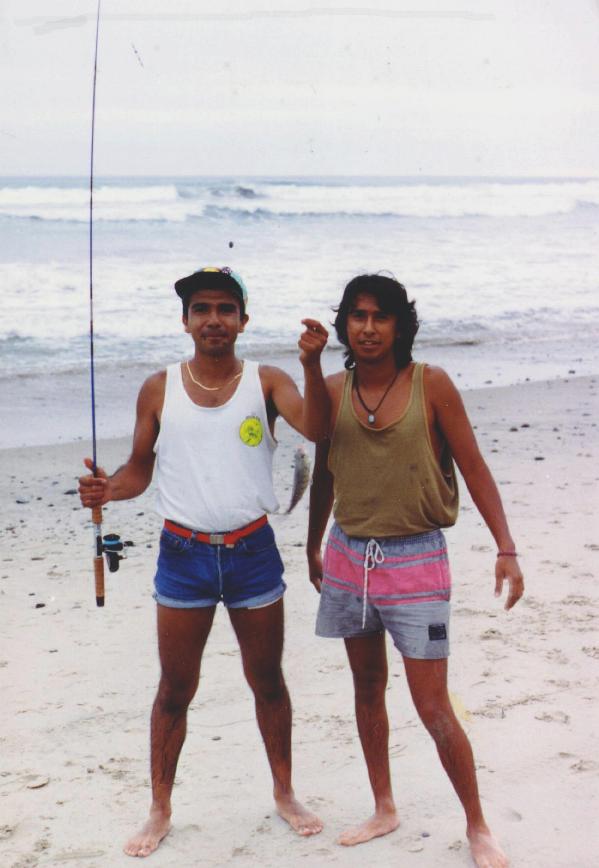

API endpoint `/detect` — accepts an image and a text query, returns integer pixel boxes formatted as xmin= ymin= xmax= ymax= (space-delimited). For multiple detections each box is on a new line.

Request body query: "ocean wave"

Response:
xmin=0 ymin=183 xmax=183 ymax=222
xmin=203 ymin=179 xmax=599 ymax=220
xmin=2 ymin=177 xmax=599 ymax=223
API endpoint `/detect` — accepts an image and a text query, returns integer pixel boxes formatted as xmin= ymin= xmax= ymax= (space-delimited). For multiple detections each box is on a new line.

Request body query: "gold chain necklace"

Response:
xmin=185 ymin=360 xmax=244 ymax=391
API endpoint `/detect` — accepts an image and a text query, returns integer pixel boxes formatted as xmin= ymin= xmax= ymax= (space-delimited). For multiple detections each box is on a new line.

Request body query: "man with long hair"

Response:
xmin=307 ymin=273 xmax=523 ymax=867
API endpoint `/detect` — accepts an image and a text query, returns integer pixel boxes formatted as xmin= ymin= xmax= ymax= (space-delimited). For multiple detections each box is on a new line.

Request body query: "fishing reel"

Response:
xmin=102 ymin=533 xmax=134 ymax=572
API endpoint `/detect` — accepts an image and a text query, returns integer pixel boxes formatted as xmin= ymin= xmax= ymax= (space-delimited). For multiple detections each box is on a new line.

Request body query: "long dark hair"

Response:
xmin=333 ymin=274 xmax=419 ymax=369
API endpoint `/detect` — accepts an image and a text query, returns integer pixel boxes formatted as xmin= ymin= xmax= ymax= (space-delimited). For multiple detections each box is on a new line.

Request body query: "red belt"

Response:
xmin=164 ymin=514 xmax=268 ymax=547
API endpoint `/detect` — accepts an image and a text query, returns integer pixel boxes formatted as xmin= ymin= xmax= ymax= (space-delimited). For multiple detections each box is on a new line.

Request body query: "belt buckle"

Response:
xmin=209 ymin=533 xmax=225 ymax=545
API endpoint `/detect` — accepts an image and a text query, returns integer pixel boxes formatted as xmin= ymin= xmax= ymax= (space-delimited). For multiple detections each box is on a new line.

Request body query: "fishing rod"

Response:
xmin=88 ymin=0 xmax=132 ymax=606
xmin=89 ymin=0 xmax=104 ymax=606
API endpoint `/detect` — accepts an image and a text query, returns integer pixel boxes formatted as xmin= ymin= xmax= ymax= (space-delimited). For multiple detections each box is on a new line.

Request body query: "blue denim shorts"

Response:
xmin=153 ymin=521 xmax=286 ymax=609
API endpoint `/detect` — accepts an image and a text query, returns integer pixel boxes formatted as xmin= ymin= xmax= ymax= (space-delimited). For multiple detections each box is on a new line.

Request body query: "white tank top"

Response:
xmin=154 ymin=360 xmax=279 ymax=531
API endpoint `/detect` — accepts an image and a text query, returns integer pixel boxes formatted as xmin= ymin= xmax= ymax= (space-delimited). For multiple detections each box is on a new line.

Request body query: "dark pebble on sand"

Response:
xmin=534 ymin=456 xmax=545 ymax=461
xmin=63 ymin=489 xmax=77 ymax=495
xmin=212 ymin=736 xmax=222 ymax=741
xmin=509 ymin=427 xmax=518 ymax=432
xmin=485 ymin=380 xmax=493 ymax=384
xmin=137 ymin=512 xmax=144 ymax=516
xmin=35 ymin=603 xmax=46 ymax=609
xmin=16 ymin=499 xmax=29 ymax=505
xmin=421 ymin=831 xmax=431 ymax=838
xmin=568 ymin=369 xmax=576 ymax=374
xmin=521 ymin=423 xmax=530 ymax=428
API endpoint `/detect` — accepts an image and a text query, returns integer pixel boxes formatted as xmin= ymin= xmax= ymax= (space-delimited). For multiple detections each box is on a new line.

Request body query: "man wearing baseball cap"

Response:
xmin=79 ymin=266 xmax=329 ymax=857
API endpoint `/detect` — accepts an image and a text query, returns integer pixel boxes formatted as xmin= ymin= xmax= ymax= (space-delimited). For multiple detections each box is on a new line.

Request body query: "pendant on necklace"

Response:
xmin=368 ymin=413 xmax=375 ymax=424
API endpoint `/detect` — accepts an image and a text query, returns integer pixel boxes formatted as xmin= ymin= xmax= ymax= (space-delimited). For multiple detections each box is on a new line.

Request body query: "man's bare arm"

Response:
xmin=298 ymin=318 xmax=330 ymax=441
xmin=78 ymin=372 xmax=164 ymax=507
xmin=427 ymin=367 xmax=524 ymax=610
xmin=262 ymin=320 xmax=330 ymax=442
xmin=306 ymin=439 xmax=335 ymax=593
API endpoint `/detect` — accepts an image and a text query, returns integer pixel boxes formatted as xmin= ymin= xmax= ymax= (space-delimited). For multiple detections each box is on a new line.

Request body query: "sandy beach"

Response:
xmin=1 ymin=374 xmax=598 ymax=868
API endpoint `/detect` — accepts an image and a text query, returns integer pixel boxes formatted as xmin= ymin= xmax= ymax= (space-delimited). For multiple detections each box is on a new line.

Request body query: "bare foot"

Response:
xmin=123 ymin=809 xmax=172 ymax=858
xmin=468 ymin=827 xmax=509 ymax=868
xmin=275 ymin=792 xmax=323 ymax=836
xmin=338 ymin=806 xmax=400 ymax=846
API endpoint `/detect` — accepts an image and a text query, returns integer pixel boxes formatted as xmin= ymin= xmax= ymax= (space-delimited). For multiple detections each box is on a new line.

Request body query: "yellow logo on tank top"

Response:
xmin=239 ymin=415 xmax=263 ymax=447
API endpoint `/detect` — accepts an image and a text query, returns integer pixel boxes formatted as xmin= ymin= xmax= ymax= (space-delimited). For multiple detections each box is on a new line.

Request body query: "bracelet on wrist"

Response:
xmin=497 ymin=551 xmax=519 ymax=557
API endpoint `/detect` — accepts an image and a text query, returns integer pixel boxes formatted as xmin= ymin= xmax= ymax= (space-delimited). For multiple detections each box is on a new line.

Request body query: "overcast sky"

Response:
xmin=1 ymin=0 xmax=598 ymax=176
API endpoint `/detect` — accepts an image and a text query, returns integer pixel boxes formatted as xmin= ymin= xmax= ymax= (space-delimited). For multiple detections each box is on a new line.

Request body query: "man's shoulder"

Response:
xmin=138 ymin=369 xmax=167 ymax=408
xmin=257 ymin=362 xmax=279 ymax=377
xmin=257 ymin=363 xmax=294 ymax=387
xmin=143 ymin=368 xmax=168 ymax=390
xmin=421 ymin=364 xmax=459 ymax=403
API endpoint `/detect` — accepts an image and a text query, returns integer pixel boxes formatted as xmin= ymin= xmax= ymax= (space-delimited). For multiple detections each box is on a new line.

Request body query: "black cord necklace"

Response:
xmin=354 ymin=369 xmax=400 ymax=425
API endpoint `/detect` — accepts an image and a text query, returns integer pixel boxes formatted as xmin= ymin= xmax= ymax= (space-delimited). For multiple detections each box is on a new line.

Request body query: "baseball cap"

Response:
xmin=174 ymin=266 xmax=248 ymax=309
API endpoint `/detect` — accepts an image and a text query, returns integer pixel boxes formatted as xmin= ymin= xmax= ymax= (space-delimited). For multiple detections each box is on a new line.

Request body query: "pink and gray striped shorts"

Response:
xmin=315 ymin=523 xmax=451 ymax=659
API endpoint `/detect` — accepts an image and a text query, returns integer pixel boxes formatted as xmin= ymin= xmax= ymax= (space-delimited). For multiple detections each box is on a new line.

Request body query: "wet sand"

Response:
xmin=1 ymin=375 xmax=598 ymax=867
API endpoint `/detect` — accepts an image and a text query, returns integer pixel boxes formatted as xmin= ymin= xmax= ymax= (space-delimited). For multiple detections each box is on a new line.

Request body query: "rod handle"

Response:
xmin=92 ymin=505 xmax=105 ymax=607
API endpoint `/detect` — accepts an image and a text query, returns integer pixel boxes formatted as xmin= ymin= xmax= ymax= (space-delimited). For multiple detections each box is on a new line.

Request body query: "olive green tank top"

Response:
xmin=328 ymin=362 xmax=459 ymax=537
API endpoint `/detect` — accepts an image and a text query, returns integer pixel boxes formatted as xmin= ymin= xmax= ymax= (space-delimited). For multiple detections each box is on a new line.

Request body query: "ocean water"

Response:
xmin=1 ymin=175 xmax=598 ymax=446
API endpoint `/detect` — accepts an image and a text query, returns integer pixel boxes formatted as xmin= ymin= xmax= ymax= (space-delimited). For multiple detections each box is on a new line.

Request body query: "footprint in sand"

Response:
xmin=97 ymin=757 xmax=132 ymax=781
xmin=52 ymin=849 xmax=106 ymax=862
xmin=570 ymin=759 xmax=599 ymax=773
xmin=535 ymin=711 xmax=570 ymax=725
xmin=231 ymin=845 xmax=256 ymax=858
xmin=562 ymin=594 xmax=592 ymax=605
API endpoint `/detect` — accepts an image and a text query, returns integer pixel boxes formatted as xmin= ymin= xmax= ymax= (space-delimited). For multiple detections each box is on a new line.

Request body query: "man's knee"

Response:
xmin=245 ymin=663 xmax=287 ymax=703
xmin=415 ymin=698 xmax=459 ymax=744
xmin=155 ymin=676 xmax=198 ymax=715
xmin=352 ymin=669 xmax=387 ymax=704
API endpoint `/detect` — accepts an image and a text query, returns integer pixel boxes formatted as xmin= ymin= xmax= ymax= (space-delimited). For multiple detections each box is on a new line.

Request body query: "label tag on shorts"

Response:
xmin=428 ymin=623 xmax=447 ymax=641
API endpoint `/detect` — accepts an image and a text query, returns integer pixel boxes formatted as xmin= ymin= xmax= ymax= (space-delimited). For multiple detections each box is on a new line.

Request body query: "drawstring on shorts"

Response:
xmin=362 ymin=539 xmax=384 ymax=628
